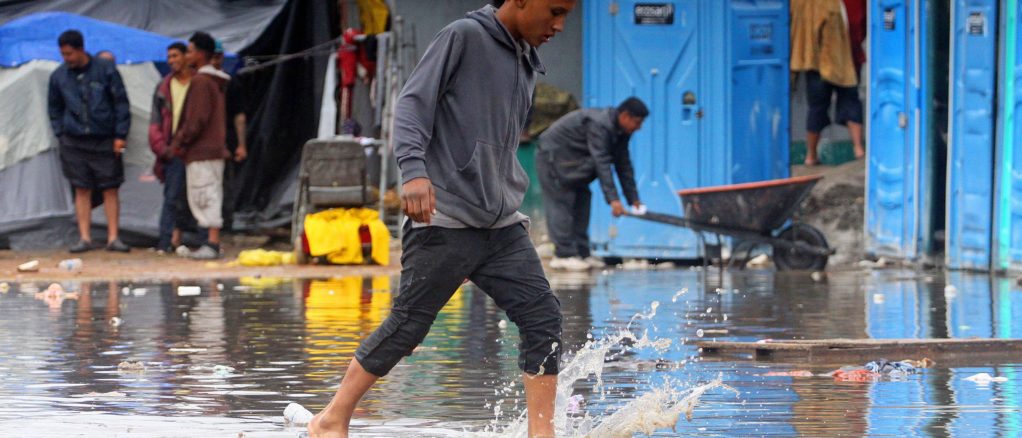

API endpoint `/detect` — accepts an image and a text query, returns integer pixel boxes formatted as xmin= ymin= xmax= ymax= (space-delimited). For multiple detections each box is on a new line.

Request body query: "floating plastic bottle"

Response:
xmin=283 ymin=403 xmax=314 ymax=425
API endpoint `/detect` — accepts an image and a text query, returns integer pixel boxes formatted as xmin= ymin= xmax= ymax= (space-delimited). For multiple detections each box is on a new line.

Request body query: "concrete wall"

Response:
xmin=392 ymin=0 xmax=583 ymax=99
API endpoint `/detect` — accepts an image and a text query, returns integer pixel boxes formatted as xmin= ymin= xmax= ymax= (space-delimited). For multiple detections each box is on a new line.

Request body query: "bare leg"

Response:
xmin=309 ymin=359 xmax=380 ymax=438
xmin=804 ymin=131 xmax=821 ymax=166
xmin=102 ymin=188 xmax=119 ymax=243
xmin=74 ymin=188 xmax=93 ymax=242
xmin=524 ymin=373 xmax=557 ymax=438
xmin=847 ymin=121 xmax=865 ymax=159
xmin=171 ymin=228 xmax=182 ymax=247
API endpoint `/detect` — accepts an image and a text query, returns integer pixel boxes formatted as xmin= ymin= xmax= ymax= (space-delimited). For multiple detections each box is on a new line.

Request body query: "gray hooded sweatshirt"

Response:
xmin=393 ymin=5 xmax=543 ymax=228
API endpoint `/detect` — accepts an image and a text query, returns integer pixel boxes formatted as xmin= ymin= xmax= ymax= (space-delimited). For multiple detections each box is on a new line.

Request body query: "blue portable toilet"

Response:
xmin=946 ymin=0 xmax=998 ymax=270
xmin=866 ymin=0 xmax=949 ymax=262
xmin=584 ymin=0 xmax=790 ymax=260
xmin=995 ymin=0 xmax=1022 ymax=272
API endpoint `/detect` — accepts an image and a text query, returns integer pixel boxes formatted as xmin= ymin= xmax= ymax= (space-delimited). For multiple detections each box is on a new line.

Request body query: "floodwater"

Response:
xmin=0 ymin=268 xmax=1020 ymax=437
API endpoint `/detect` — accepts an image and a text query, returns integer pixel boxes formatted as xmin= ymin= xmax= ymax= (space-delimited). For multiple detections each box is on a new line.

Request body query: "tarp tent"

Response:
xmin=0 ymin=1 xmax=342 ymax=247
xmin=0 ymin=0 xmax=288 ymax=53
xmin=0 ymin=13 xmax=172 ymax=249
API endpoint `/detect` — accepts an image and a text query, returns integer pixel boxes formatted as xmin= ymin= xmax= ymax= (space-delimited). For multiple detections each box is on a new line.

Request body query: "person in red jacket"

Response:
xmin=170 ymin=32 xmax=231 ymax=260
xmin=149 ymin=42 xmax=196 ymax=254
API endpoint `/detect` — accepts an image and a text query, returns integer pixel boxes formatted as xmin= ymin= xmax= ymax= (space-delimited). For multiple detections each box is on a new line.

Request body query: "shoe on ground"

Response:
xmin=175 ymin=245 xmax=191 ymax=257
xmin=69 ymin=239 xmax=93 ymax=254
xmin=106 ymin=238 xmax=130 ymax=253
xmin=188 ymin=244 xmax=222 ymax=260
xmin=550 ymin=256 xmax=590 ymax=271
xmin=584 ymin=256 xmax=606 ymax=269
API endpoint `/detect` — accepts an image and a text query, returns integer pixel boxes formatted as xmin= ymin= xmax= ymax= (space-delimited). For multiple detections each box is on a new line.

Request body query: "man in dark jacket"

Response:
xmin=48 ymin=30 xmax=131 ymax=253
xmin=535 ymin=97 xmax=648 ymax=271
xmin=171 ymin=32 xmax=231 ymax=260
xmin=309 ymin=1 xmax=577 ymax=437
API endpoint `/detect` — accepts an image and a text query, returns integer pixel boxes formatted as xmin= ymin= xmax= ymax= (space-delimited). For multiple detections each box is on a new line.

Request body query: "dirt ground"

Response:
xmin=0 ymin=245 xmax=401 ymax=283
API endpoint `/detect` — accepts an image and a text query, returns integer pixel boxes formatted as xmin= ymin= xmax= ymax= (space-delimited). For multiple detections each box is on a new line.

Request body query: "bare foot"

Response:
xmin=854 ymin=146 xmax=865 ymax=159
xmin=803 ymin=157 xmax=819 ymax=166
xmin=308 ymin=411 xmax=348 ymax=438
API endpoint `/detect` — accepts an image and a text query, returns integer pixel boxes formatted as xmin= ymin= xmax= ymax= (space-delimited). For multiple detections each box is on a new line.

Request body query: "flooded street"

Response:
xmin=0 ymin=268 xmax=1020 ymax=437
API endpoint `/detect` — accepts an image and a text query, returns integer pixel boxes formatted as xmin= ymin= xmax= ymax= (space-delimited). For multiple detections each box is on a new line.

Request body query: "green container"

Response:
xmin=516 ymin=140 xmax=544 ymax=219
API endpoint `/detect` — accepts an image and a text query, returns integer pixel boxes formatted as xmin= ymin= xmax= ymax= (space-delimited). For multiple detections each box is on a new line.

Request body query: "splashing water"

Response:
xmin=482 ymin=302 xmax=734 ymax=438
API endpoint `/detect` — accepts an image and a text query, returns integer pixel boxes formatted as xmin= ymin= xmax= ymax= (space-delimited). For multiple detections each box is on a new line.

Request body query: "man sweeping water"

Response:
xmin=309 ymin=1 xmax=577 ymax=437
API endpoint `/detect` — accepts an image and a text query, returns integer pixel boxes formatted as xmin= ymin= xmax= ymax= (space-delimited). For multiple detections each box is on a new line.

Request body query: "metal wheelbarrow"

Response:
xmin=629 ymin=174 xmax=834 ymax=271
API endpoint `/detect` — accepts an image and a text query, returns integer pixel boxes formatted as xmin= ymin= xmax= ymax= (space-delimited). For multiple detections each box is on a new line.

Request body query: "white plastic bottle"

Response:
xmin=283 ymin=403 xmax=314 ymax=425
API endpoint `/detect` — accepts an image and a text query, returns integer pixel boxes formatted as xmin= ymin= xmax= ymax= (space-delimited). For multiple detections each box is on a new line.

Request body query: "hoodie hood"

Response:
xmin=467 ymin=5 xmax=545 ymax=74
xmin=198 ymin=64 xmax=231 ymax=83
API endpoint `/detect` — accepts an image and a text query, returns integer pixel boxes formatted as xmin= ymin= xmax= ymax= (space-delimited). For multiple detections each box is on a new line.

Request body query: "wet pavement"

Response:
xmin=0 ymin=268 xmax=1020 ymax=437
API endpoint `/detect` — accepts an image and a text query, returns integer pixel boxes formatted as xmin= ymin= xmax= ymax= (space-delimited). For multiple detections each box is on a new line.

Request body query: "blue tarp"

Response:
xmin=0 ymin=12 xmax=179 ymax=67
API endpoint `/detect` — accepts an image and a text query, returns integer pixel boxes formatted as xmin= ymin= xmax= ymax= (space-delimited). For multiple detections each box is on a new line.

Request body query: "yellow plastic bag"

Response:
xmin=303 ymin=207 xmax=391 ymax=265
xmin=237 ymin=249 xmax=296 ymax=266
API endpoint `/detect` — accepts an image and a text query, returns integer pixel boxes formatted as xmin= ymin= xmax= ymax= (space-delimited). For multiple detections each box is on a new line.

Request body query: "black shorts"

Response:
xmin=805 ymin=70 xmax=863 ymax=133
xmin=59 ymin=136 xmax=124 ymax=190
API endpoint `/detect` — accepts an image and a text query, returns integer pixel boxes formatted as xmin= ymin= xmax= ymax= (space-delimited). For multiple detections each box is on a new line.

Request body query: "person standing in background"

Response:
xmin=48 ymin=30 xmax=131 ymax=253
xmin=149 ymin=41 xmax=194 ymax=254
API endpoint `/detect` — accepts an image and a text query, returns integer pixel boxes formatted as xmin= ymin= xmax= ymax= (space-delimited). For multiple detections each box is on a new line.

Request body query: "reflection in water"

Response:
xmin=0 ymin=271 xmax=1019 ymax=436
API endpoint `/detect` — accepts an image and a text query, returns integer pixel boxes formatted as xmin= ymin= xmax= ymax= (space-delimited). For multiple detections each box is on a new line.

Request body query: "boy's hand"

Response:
xmin=402 ymin=177 xmax=436 ymax=224
xmin=113 ymin=139 xmax=126 ymax=156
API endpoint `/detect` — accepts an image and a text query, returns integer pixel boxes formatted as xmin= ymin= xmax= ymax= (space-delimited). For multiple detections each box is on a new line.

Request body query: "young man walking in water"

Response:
xmin=310 ymin=1 xmax=576 ymax=437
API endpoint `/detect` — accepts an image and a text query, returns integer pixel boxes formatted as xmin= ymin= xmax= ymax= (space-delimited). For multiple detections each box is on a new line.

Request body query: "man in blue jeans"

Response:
xmin=48 ymin=30 xmax=131 ymax=253
xmin=309 ymin=1 xmax=577 ymax=437
xmin=149 ymin=41 xmax=195 ymax=254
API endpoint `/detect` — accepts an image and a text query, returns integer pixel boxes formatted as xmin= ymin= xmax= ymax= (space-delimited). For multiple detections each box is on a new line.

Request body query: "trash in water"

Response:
xmin=872 ymin=293 xmax=886 ymax=304
xmin=169 ymin=347 xmax=208 ymax=353
xmin=283 ymin=402 xmax=314 ymax=425
xmin=900 ymin=357 xmax=936 ymax=369
xmin=132 ymin=288 xmax=147 ymax=297
xmin=57 ymin=258 xmax=83 ymax=272
xmin=700 ymin=329 xmax=729 ymax=335
xmin=695 ymin=329 xmax=704 ymax=338
xmin=212 ymin=365 xmax=235 ymax=376
xmin=762 ymin=370 xmax=815 ymax=377
xmin=964 ymin=373 xmax=1008 ymax=384
xmin=566 ymin=394 xmax=584 ymax=414
xmin=944 ymin=284 xmax=958 ymax=299
xmin=830 ymin=359 xmax=921 ymax=382
xmin=621 ymin=259 xmax=651 ymax=270
xmin=497 ymin=319 xmax=508 ymax=329
xmin=810 ymin=271 xmax=825 ymax=282
xmin=109 ymin=317 xmax=123 ymax=327
xmin=177 ymin=286 xmax=201 ymax=297
xmin=17 ymin=260 xmax=39 ymax=272
xmin=117 ymin=361 xmax=146 ymax=372
xmin=857 ymin=257 xmax=892 ymax=269
xmin=746 ymin=254 xmax=770 ymax=268
xmin=830 ymin=368 xmax=879 ymax=382
xmin=0 ymin=282 xmax=9 ymax=293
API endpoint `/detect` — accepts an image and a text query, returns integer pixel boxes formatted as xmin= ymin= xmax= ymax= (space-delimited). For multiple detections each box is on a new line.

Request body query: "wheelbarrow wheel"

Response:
xmin=774 ymin=223 xmax=829 ymax=271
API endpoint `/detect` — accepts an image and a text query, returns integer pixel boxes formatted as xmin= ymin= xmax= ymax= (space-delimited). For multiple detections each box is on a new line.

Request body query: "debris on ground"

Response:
xmin=566 ymin=394 xmax=585 ymax=414
xmin=57 ymin=258 xmax=83 ymax=272
xmin=236 ymin=249 xmax=295 ymax=267
xmin=964 ymin=373 xmax=1008 ymax=384
xmin=17 ymin=260 xmax=39 ymax=272
xmin=857 ymin=257 xmax=893 ymax=269
xmin=796 ymin=160 xmax=864 ymax=266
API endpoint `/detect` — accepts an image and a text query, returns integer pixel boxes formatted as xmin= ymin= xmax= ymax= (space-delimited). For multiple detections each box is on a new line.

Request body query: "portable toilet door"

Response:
xmin=584 ymin=0 xmax=789 ymax=260
xmin=866 ymin=0 xmax=946 ymax=261
xmin=947 ymin=0 xmax=998 ymax=270
xmin=995 ymin=0 xmax=1022 ymax=271
xmin=584 ymin=0 xmax=712 ymax=260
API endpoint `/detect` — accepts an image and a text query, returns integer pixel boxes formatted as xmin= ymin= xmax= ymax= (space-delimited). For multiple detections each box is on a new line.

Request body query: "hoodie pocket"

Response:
xmin=456 ymin=140 xmax=502 ymax=208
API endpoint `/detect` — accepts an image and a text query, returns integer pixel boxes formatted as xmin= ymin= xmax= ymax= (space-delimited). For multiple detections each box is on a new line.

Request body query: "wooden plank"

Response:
xmin=697 ymin=338 xmax=1022 ymax=363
